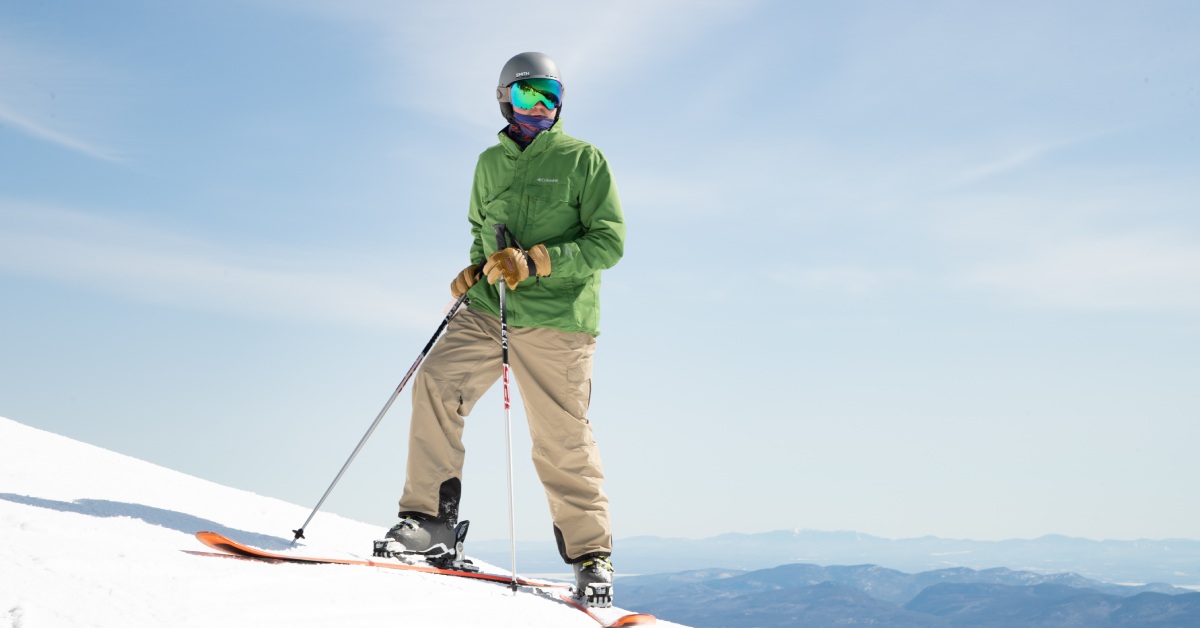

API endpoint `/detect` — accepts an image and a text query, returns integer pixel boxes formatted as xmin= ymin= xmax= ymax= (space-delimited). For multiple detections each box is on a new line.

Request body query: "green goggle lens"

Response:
xmin=510 ymin=78 xmax=562 ymax=110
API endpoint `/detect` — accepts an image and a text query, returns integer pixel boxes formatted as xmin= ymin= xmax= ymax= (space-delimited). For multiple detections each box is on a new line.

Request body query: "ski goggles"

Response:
xmin=508 ymin=78 xmax=562 ymax=110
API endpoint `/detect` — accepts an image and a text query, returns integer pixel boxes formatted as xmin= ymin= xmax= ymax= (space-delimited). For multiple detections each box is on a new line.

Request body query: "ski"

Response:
xmin=195 ymin=531 xmax=560 ymax=588
xmin=556 ymin=592 xmax=658 ymax=627
xmin=193 ymin=531 xmax=656 ymax=626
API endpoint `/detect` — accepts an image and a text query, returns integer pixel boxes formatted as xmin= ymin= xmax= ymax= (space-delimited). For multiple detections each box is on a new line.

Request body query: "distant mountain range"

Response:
xmin=617 ymin=563 xmax=1200 ymax=627
xmin=469 ymin=529 xmax=1200 ymax=626
xmin=471 ymin=529 xmax=1200 ymax=586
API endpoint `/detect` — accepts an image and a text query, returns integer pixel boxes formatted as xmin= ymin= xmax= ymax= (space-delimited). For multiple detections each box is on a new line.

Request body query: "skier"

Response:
xmin=383 ymin=51 xmax=625 ymax=607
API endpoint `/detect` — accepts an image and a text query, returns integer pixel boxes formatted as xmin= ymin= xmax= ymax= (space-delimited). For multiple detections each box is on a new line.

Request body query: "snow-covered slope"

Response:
xmin=0 ymin=416 xmax=679 ymax=627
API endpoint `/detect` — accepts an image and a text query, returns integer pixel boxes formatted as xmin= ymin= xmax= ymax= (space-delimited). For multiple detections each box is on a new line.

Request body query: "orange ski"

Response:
xmin=193 ymin=531 xmax=656 ymax=626
xmin=195 ymin=531 xmax=561 ymax=589
xmin=557 ymin=592 xmax=658 ymax=626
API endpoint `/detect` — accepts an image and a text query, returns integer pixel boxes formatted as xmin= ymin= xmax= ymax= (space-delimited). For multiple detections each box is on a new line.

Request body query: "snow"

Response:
xmin=0 ymin=416 xmax=681 ymax=627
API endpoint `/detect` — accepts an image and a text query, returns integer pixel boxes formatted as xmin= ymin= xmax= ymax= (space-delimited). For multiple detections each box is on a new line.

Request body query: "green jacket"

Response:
xmin=464 ymin=122 xmax=625 ymax=336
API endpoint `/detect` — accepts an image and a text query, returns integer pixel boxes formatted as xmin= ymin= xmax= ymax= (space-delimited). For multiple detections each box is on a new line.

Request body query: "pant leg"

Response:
xmin=398 ymin=308 xmax=502 ymax=518
xmin=509 ymin=325 xmax=612 ymax=561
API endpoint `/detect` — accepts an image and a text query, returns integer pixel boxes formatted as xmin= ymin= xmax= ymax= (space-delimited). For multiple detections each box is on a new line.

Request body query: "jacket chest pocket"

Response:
xmin=526 ymin=179 xmax=571 ymax=205
xmin=522 ymin=179 xmax=577 ymax=238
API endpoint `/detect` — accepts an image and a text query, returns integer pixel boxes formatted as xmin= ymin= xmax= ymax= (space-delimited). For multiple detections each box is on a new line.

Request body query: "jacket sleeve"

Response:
xmin=466 ymin=158 xmax=487 ymax=265
xmin=545 ymin=148 xmax=625 ymax=277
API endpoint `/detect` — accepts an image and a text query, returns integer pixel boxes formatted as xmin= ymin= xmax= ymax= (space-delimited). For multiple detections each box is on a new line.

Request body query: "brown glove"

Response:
xmin=484 ymin=244 xmax=551 ymax=290
xmin=450 ymin=264 xmax=482 ymax=298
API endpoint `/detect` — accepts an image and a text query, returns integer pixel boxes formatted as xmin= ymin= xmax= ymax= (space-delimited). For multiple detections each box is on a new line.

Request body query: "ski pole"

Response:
xmin=492 ymin=223 xmax=520 ymax=592
xmin=290 ymin=292 xmax=470 ymax=543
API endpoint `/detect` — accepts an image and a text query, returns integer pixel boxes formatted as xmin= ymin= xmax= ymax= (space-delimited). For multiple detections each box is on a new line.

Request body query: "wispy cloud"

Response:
xmin=0 ymin=202 xmax=444 ymax=329
xmin=777 ymin=265 xmax=911 ymax=296
xmin=0 ymin=30 xmax=128 ymax=164
xmin=957 ymin=130 xmax=1116 ymax=184
xmin=960 ymin=140 xmax=1069 ymax=183
xmin=269 ymin=0 xmax=748 ymax=130
xmin=959 ymin=232 xmax=1200 ymax=312
xmin=0 ymin=103 xmax=124 ymax=163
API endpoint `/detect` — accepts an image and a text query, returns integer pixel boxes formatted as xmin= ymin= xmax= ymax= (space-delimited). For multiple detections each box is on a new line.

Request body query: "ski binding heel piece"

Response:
xmin=425 ymin=521 xmax=478 ymax=572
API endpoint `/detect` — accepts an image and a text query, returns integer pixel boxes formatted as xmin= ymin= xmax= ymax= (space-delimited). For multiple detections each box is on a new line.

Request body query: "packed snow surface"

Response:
xmin=0 ymin=416 xmax=678 ymax=627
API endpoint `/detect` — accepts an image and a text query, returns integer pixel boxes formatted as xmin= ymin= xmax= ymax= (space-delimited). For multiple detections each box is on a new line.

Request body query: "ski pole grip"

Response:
xmin=492 ymin=223 xmax=509 ymax=250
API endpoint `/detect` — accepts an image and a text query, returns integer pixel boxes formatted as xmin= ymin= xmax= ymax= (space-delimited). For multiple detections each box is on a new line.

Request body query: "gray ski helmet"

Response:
xmin=496 ymin=52 xmax=562 ymax=122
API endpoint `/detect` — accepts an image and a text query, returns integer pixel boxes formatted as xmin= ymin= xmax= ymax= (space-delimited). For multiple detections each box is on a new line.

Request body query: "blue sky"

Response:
xmin=2 ymin=0 xmax=1198 ymax=546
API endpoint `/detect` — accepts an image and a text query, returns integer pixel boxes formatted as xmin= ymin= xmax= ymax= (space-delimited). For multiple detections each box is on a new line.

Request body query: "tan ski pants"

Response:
xmin=399 ymin=307 xmax=612 ymax=561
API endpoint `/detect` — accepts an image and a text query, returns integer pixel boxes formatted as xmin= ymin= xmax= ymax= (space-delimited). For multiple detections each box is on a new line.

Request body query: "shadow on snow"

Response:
xmin=0 ymin=492 xmax=294 ymax=550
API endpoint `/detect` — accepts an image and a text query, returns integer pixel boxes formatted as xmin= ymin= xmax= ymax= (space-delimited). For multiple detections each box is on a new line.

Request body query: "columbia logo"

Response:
xmin=536 ymin=178 xmax=559 ymax=183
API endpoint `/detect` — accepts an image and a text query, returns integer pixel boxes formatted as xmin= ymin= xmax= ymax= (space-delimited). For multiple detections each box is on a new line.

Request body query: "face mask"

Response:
xmin=507 ymin=111 xmax=556 ymax=147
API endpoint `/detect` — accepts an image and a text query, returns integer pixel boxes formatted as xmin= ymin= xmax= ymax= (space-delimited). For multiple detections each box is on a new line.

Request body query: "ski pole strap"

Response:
xmin=493 ymin=223 xmax=508 ymax=250
xmin=491 ymin=223 xmax=524 ymax=253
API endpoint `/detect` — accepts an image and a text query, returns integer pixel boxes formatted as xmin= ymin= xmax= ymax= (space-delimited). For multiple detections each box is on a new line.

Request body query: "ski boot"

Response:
xmin=373 ymin=516 xmax=477 ymax=572
xmin=573 ymin=554 xmax=614 ymax=608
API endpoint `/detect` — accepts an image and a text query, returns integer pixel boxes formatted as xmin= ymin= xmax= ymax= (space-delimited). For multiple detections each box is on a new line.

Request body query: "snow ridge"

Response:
xmin=0 ymin=416 xmax=677 ymax=627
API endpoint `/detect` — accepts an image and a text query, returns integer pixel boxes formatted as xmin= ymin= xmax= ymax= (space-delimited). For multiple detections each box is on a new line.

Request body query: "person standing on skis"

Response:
xmin=382 ymin=51 xmax=625 ymax=608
